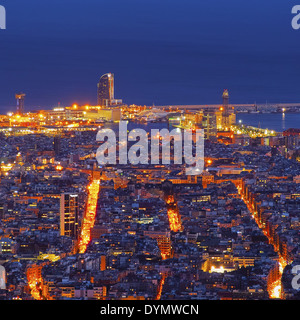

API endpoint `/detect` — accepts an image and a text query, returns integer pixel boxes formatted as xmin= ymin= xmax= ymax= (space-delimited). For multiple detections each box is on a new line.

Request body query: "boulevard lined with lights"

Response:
xmin=156 ymin=273 xmax=167 ymax=300
xmin=165 ymin=195 xmax=182 ymax=233
xmin=78 ymin=179 xmax=101 ymax=254
xmin=237 ymin=186 xmax=289 ymax=299
xmin=27 ymin=179 xmax=100 ymax=299
xmin=26 ymin=263 xmax=47 ymax=300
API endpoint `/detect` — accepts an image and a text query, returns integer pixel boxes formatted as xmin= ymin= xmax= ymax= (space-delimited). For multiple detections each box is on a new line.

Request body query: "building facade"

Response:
xmin=97 ymin=73 xmax=115 ymax=106
xmin=60 ymin=193 xmax=79 ymax=239
xmin=97 ymin=73 xmax=122 ymax=107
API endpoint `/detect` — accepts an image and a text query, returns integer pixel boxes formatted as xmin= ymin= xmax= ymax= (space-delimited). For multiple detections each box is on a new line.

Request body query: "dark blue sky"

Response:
xmin=0 ymin=0 xmax=300 ymax=112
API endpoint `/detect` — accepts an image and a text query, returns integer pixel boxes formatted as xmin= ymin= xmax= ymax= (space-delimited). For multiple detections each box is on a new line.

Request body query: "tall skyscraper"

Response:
xmin=97 ymin=73 xmax=123 ymax=107
xmin=97 ymin=73 xmax=115 ymax=106
xmin=222 ymin=89 xmax=229 ymax=117
xmin=60 ymin=193 xmax=79 ymax=239
xmin=15 ymin=93 xmax=26 ymax=114
xmin=53 ymin=136 xmax=61 ymax=156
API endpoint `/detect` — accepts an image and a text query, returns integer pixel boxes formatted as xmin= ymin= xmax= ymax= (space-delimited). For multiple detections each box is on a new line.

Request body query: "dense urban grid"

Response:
xmin=0 ymin=77 xmax=300 ymax=300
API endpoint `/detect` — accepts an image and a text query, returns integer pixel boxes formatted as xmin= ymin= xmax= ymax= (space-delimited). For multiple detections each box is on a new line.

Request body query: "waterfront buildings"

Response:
xmin=15 ymin=93 xmax=25 ymax=115
xmin=97 ymin=73 xmax=122 ymax=107
xmin=216 ymin=90 xmax=236 ymax=130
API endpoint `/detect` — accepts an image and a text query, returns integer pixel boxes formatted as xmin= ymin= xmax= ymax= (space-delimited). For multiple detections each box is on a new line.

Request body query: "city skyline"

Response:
xmin=5 ymin=76 xmax=300 ymax=117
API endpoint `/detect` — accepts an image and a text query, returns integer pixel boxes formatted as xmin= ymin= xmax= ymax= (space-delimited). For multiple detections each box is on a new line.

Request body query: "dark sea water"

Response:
xmin=102 ymin=121 xmax=171 ymax=135
xmin=1 ymin=1 xmax=300 ymax=111
xmin=236 ymin=113 xmax=300 ymax=132
xmin=102 ymin=113 xmax=299 ymax=134
xmin=101 ymin=113 xmax=299 ymax=134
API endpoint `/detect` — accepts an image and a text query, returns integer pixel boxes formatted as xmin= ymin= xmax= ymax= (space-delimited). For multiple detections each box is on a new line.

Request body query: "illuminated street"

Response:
xmin=166 ymin=195 xmax=182 ymax=233
xmin=237 ymin=186 xmax=289 ymax=299
xmin=78 ymin=179 xmax=101 ymax=254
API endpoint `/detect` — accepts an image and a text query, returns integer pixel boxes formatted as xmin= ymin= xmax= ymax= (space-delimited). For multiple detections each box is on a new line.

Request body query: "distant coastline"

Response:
xmin=236 ymin=113 xmax=300 ymax=132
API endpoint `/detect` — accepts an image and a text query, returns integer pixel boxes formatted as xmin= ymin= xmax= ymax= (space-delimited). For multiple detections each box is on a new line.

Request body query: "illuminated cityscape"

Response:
xmin=2 ymin=4 xmax=300 ymax=319
xmin=0 ymin=74 xmax=299 ymax=302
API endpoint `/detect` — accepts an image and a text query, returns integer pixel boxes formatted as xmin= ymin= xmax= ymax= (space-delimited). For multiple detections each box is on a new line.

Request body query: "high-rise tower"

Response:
xmin=53 ymin=136 xmax=61 ymax=156
xmin=15 ymin=93 xmax=26 ymax=114
xmin=97 ymin=73 xmax=114 ymax=106
xmin=60 ymin=193 xmax=79 ymax=239
xmin=222 ymin=89 xmax=229 ymax=116
xmin=216 ymin=90 xmax=236 ymax=130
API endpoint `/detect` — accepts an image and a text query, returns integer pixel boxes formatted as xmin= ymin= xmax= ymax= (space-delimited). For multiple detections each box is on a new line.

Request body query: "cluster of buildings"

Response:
xmin=0 ymin=118 xmax=298 ymax=300
xmin=0 ymin=75 xmax=299 ymax=300
xmin=4 ymin=86 xmax=239 ymax=141
xmin=2 ymin=73 xmax=123 ymax=132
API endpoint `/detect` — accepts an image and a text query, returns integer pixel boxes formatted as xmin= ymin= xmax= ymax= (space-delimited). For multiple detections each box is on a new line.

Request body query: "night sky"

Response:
xmin=0 ymin=0 xmax=300 ymax=112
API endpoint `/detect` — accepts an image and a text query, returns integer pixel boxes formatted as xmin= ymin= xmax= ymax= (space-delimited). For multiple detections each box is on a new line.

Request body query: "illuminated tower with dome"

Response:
xmin=222 ymin=89 xmax=229 ymax=117
xmin=216 ymin=90 xmax=236 ymax=130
